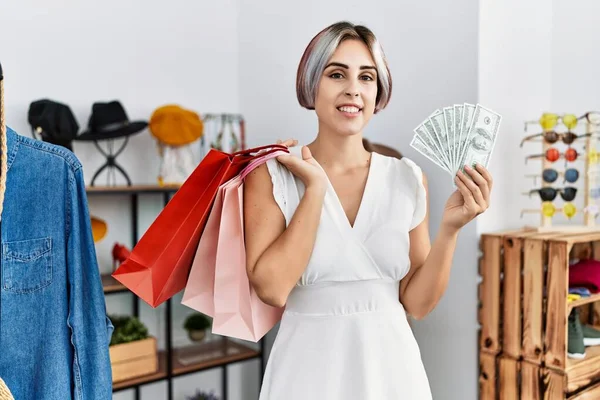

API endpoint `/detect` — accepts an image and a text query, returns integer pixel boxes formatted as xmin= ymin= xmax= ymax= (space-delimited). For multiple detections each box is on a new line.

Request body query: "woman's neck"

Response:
xmin=307 ymin=128 xmax=371 ymax=173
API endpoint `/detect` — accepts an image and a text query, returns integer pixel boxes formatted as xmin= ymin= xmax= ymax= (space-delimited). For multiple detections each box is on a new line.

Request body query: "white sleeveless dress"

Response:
xmin=258 ymin=146 xmax=432 ymax=399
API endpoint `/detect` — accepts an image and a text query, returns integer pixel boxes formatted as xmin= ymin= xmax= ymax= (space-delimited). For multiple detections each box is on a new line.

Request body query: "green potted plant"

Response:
xmin=109 ymin=315 xmax=150 ymax=345
xmin=183 ymin=312 xmax=212 ymax=342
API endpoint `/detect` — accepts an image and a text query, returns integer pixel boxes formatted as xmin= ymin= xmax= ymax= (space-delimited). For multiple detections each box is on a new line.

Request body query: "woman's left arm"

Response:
xmin=399 ymin=163 xmax=493 ymax=319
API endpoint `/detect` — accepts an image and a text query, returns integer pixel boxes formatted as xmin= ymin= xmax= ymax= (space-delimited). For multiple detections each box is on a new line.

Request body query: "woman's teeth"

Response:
xmin=337 ymin=106 xmax=360 ymax=113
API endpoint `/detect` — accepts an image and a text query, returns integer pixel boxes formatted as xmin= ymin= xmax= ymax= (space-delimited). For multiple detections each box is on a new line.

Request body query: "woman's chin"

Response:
xmin=334 ymin=121 xmax=365 ymax=137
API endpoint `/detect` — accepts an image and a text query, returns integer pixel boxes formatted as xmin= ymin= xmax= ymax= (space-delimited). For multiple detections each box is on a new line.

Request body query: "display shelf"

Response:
xmin=86 ymin=184 xmax=181 ymax=195
xmin=568 ymin=293 xmax=600 ymax=314
xmin=112 ymin=340 xmax=261 ymax=392
xmin=102 ymin=273 xmax=128 ymax=294
xmin=565 ymin=343 xmax=600 ymax=393
xmin=568 ymin=380 xmax=600 ymax=400
xmin=89 ymin=185 xmax=266 ymax=399
xmin=172 ymin=340 xmax=261 ymax=377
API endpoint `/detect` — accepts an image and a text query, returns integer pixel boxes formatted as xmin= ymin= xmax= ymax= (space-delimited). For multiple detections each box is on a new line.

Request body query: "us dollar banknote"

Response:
xmin=410 ymin=132 xmax=451 ymax=174
xmin=422 ymin=116 xmax=450 ymax=170
xmin=452 ymin=104 xmax=464 ymax=171
xmin=410 ymin=103 xmax=501 ymax=186
xmin=456 ymin=103 xmax=476 ymax=166
xmin=456 ymin=104 xmax=502 ymax=174
xmin=430 ymin=110 xmax=452 ymax=171
xmin=442 ymin=107 xmax=454 ymax=170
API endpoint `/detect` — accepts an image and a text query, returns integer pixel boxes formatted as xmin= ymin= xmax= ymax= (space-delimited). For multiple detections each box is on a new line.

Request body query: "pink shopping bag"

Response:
xmin=181 ymin=149 xmax=287 ymax=342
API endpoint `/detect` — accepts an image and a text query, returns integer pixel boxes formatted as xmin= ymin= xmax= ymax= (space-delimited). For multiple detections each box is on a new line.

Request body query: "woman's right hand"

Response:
xmin=276 ymin=145 xmax=328 ymax=193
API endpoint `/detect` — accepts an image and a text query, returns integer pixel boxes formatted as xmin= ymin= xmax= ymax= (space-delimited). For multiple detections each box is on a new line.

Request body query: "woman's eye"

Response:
xmin=330 ymin=73 xmax=343 ymax=79
xmin=361 ymin=75 xmax=374 ymax=81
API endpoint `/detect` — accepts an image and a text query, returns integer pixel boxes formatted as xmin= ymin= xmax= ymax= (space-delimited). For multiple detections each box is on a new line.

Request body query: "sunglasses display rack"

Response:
xmin=521 ymin=112 xmax=600 ymax=232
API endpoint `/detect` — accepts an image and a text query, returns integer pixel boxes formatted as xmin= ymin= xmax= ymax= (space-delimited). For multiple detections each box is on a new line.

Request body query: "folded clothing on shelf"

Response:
xmin=569 ymin=287 xmax=592 ymax=297
xmin=569 ymin=259 xmax=600 ymax=293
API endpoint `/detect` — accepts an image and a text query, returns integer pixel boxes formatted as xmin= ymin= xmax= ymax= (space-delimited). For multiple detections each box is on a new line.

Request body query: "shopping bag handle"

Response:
xmin=240 ymin=149 xmax=288 ymax=181
xmin=232 ymin=143 xmax=288 ymax=157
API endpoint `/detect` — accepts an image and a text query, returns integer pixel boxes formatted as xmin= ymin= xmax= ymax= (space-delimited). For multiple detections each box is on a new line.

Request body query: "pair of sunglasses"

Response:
xmin=527 ymin=186 xmax=577 ymax=202
xmin=520 ymin=131 xmax=600 ymax=147
xmin=525 ymin=147 xmax=578 ymax=163
xmin=526 ymin=168 xmax=580 ymax=185
xmin=531 ymin=168 xmax=580 ymax=184
xmin=520 ymin=201 xmax=578 ymax=219
xmin=525 ymin=112 xmax=600 ymax=131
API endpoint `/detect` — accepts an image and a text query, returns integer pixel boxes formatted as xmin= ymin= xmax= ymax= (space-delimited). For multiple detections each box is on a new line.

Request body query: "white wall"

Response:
xmin=478 ymin=0 xmax=600 ymax=234
xmin=237 ymin=1 xmax=480 ymax=399
xmin=1 ymin=2 xmax=259 ymax=400
xmin=477 ymin=0 xmax=554 ymax=234
xmin=551 ymin=0 xmax=600 ymax=223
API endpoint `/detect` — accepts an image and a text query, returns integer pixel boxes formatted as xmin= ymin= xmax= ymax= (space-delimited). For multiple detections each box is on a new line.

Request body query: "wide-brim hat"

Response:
xmin=149 ymin=104 xmax=203 ymax=147
xmin=76 ymin=100 xmax=147 ymax=141
xmin=28 ymin=99 xmax=79 ymax=151
xmin=91 ymin=216 xmax=107 ymax=243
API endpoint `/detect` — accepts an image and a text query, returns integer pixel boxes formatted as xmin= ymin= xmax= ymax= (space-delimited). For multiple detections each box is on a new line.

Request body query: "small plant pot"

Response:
xmin=188 ymin=329 xmax=206 ymax=342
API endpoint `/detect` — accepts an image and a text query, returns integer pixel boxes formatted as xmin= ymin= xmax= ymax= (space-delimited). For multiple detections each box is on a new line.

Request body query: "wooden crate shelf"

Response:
xmin=478 ymin=228 xmax=600 ymax=399
xmin=565 ymin=344 xmax=600 ymax=393
xmin=479 ymin=353 xmax=600 ymax=400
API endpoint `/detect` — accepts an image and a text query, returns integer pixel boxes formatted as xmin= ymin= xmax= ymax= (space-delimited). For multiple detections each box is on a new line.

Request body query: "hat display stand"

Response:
xmin=148 ymin=104 xmax=204 ymax=187
xmin=521 ymin=112 xmax=600 ymax=232
xmin=75 ymin=101 xmax=148 ymax=187
xmin=89 ymin=136 xmax=132 ymax=186
xmin=200 ymin=113 xmax=246 ymax=157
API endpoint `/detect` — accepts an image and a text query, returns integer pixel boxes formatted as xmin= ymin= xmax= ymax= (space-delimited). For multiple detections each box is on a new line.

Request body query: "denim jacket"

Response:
xmin=0 ymin=127 xmax=114 ymax=399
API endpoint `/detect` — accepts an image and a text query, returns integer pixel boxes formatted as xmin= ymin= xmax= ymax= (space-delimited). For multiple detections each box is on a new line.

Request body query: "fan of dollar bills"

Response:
xmin=410 ymin=103 xmax=502 ymax=182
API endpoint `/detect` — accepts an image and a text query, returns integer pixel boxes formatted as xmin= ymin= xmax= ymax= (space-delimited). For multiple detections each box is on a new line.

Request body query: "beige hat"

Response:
xmin=0 ymin=377 xmax=14 ymax=400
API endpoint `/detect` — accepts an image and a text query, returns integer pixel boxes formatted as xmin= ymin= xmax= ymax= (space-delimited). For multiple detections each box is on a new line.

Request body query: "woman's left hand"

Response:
xmin=442 ymin=163 xmax=493 ymax=232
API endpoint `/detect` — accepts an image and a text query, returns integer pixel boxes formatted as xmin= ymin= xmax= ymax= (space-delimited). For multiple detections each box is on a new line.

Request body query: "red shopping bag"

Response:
xmin=112 ymin=144 xmax=288 ymax=308
xmin=181 ymin=150 xmax=286 ymax=341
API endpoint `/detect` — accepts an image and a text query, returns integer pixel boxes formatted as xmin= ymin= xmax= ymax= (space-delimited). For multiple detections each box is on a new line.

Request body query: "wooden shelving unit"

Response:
xmin=89 ymin=184 xmax=266 ymax=400
xmin=478 ymin=228 xmax=600 ymax=399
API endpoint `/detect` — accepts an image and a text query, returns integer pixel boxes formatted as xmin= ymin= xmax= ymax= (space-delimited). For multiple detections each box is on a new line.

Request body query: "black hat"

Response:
xmin=28 ymin=99 xmax=79 ymax=151
xmin=76 ymin=100 xmax=147 ymax=141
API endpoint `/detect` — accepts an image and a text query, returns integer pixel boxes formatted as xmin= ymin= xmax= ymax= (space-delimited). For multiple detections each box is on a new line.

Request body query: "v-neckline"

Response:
xmin=321 ymin=151 xmax=378 ymax=231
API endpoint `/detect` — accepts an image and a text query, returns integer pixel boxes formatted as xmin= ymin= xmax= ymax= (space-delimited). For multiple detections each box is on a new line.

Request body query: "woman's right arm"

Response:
xmin=244 ymin=158 xmax=326 ymax=308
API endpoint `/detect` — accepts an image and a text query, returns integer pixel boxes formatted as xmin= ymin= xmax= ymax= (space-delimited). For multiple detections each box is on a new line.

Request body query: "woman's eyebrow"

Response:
xmin=325 ymin=62 xmax=377 ymax=71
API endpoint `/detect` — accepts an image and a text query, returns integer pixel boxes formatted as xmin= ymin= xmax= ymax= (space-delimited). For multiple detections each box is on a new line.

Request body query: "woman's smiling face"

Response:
xmin=314 ymin=39 xmax=379 ymax=137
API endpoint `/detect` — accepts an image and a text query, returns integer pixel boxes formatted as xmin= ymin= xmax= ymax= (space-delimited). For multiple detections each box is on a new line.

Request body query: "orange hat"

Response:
xmin=149 ymin=104 xmax=203 ymax=146
xmin=91 ymin=216 xmax=107 ymax=243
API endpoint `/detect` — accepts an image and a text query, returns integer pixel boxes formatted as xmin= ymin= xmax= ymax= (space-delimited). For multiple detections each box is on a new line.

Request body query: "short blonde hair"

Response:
xmin=296 ymin=21 xmax=392 ymax=114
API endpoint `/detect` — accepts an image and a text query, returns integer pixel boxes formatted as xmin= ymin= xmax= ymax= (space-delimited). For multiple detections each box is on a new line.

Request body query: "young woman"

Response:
xmin=244 ymin=21 xmax=492 ymax=399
